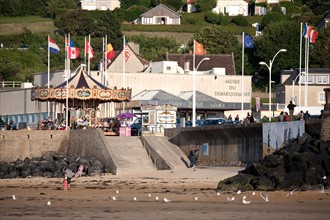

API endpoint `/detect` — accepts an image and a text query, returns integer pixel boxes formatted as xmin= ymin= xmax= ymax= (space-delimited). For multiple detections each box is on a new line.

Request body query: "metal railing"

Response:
xmin=1 ymin=81 xmax=22 ymax=88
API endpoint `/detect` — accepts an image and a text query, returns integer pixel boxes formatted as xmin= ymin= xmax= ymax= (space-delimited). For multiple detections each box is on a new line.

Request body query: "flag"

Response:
xmin=85 ymin=40 xmax=94 ymax=60
xmin=243 ymin=33 xmax=254 ymax=48
xmin=194 ymin=40 xmax=205 ymax=55
xmin=124 ymin=45 xmax=131 ymax=61
xmin=309 ymin=29 xmax=318 ymax=44
xmin=49 ymin=38 xmax=60 ymax=54
xmin=66 ymin=38 xmax=80 ymax=59
xmin=106 ymin=43 xmax=115 ymax=61
xmin=302 ymin=24 xmax=314 ymax=38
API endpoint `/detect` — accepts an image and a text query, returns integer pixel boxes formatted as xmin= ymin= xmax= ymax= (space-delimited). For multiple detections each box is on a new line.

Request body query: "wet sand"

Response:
xmin=1 ymin=167 xmax=329 ymax=220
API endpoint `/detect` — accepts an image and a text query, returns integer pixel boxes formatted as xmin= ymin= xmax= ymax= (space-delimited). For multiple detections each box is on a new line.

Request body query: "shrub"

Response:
xmin=231 ymin=15 xmax=249 ymax=26
xmin=205 ymin=11 xmax=221 ymax=24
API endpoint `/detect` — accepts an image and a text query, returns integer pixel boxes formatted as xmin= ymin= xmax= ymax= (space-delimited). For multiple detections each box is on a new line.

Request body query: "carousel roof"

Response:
xmin=56 ymin=67 xmax=107 ymax=89
xmin=31 ymin=65 xmax=132 ymax=106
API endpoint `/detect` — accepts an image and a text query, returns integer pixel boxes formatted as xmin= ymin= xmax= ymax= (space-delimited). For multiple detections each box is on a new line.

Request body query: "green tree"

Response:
xmin=304 ymin=0 xmax=330 ymax=15
xmin=54 ymin=9 xmax=96 ymax=36
xmin=254 ymin=20 xmax=301 ymax=84
xmin=194 ymin=26 xmax=239 ymax=55
xmin=130 ymin=35 xmax=179 ymax=61
xmin=195 ymin=0 xmax=217 ymax=12
xmin=310 ymin=28 xmax=330 ymax=68
xmin=261 ymin=12 xmax=286 ymax=27
xmin=93 ymin=11 xmax=123 ymax=49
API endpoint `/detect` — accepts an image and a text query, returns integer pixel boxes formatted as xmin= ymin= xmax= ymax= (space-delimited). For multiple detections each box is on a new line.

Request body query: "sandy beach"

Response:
xmin=1 ymin=167 xmax=329 ymax=220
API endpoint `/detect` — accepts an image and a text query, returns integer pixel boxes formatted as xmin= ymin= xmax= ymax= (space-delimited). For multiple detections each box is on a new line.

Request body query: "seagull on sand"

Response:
xmin=194 ymin=197 xmax=198 ymax=201
xmin=164 ymin=198 xmax=172 ymax=203
xmin=148 ymin=193 xmax=151 ymax=197
xmin=217 ymin=192 xmax=220 ymax=196
xmin=237 ymin=190 xmax=241 ymax=195
xmin=116 ymin=190 xmax=119 ymax=194
xmin=252 ymin=191 xmax=256 ymax=196
xmin=133 ymin=197 xmax=137 ymax=201
xmin=155 ymin=196 xmax=159 ymax=201
xmin=285 ymin=188 xmax=297 ymax=197
xmin=242 ymin=196 xmax=251 ymax=205
xmin=111 ymin=196 xmax=117 ymax=201
xmin=260 ymin=192 xmax=269 ymax=202
xmin=227 ymin=196 xmax=235 ymax=202
xmin=47 ymin=201 xmax=51 ymax=206
xmin=12 ymin=194 xmax=16 ymax=200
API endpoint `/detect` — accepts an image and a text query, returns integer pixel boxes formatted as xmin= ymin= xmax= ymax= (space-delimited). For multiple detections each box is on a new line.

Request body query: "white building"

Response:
xmin=80 ymin=0 xmax=120 ymax=11
xmin=212 ymin=0 xmax=249 ymax=16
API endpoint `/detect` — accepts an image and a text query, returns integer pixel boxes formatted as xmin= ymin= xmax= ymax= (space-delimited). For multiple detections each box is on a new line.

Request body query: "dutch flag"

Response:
xmin=49 ymin=38 xmax=60 ymax=54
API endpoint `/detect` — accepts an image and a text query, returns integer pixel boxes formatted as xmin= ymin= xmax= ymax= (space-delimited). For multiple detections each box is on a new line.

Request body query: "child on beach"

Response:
xmin=63 ymin=173 xmax=68 ymax=191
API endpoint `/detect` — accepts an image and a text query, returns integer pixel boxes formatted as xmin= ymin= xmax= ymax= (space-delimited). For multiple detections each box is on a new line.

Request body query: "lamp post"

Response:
xmin=259 ymin=49 xmax=286 ymax=122
xmin=292 ymin=71 xmax=304 ymax=107
xmin=192 ymin=57 xmax=210 ymax=127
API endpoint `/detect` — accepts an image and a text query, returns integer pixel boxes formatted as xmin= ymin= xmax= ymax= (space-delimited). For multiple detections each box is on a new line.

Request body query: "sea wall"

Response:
xmin=165 ymin=124 xmax=263 ymax=164
xmin=68 ymin=129 xmax=117 ymax=173
xmin=0 ymin=130 xmax=69 ymax=162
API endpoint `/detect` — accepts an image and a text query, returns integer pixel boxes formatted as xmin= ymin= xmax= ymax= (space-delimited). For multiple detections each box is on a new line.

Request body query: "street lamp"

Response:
xmin=292 ymin=71 xmax=304 ymax=107
xmin=192 ymin=57 xmax=210 ymax=127
xmin=259 ymin=49 xmax=286 ymax=122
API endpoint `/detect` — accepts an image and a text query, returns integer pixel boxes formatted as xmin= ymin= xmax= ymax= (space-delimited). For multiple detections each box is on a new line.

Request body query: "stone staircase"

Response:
xmin=105 ymin=136 xmax=156 ymax=174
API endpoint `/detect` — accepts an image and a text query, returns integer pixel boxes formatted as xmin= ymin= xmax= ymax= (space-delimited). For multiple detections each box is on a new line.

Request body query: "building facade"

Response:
xmin=276 ymin=68 xmax=330 ymax=115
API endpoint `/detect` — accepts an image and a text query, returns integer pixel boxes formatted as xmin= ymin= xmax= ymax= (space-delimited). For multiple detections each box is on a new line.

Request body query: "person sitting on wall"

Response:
xmin=278 ymin=111 xmax=285 ymax=122
xmin=228 ymin=115 xmax=233 ymax=121
xmin=304 ymin=110 xmax=310 ymax=120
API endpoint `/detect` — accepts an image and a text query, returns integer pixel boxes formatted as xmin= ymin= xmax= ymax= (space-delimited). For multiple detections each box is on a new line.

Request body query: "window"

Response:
xmin=316 ymin=75 xmax=329 ymax=84
xmin=166 ymin=66 xmax=171 ymax=71
xmin=319 ymin=92 xmax=325 ymax=103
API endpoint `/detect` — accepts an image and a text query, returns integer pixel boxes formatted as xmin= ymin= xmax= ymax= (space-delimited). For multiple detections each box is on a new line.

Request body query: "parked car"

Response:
xmin=130 ymin=117 xmax=142 ymax=136
xmin=201 ymin=118 xmax=226 ymax=126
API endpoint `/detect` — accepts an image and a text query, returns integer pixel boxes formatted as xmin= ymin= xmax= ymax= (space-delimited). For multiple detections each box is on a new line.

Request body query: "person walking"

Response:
xmin=65 ymin=166 xmax=73 ymax=190
xmin=189 ymin=147 xmax=197 ymax=169
xmin=287 ymin=101 xmax=296 ymax=121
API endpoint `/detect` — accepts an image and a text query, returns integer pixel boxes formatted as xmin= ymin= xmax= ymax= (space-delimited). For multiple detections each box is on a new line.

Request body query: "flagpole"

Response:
xmin=306 ymin=38 xmax=309 ymax=108
xmin=84 ymin=36 xmax=87 ymax=68
xmin=241 ymin=32 xmax=244 ymax=118
xmin=47 ymin=35 xmax=50 ymax=118
xmin=192 ymin=40 xmax=196 ymax=127
xmin=87 ymin=34 xmax=91 ymax=75
xmin=298 ymin=22 xmax=302 ymax=107
xmin=122 ymin=35 xmax=126 ymax=111
xmin=304 ymin=33 xmax=308 ymax=108
xmin=105 ymin=35 xmax=109 ymax=117
xmin=65 ymin=33 xmax=70 ymax=130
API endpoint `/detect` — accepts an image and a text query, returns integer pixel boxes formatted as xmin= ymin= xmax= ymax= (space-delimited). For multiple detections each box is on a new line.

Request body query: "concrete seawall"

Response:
xmin=165 ymin=124 xmax=263 ymax=164
xmin=0 ymin=130 xmax=69 ymax=162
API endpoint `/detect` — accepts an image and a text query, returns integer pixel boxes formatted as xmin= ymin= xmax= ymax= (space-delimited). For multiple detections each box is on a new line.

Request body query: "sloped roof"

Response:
xmin=56 ymin=67 xmax=107 ymax=89
xmin=140 ymin=4 xmax=181 ymax=18
xmin=281 ymin=68 xmax=330 ymax=86
xmin=107 ymin=44 xmax=149 ymax=71
xmin=177 ymin=91 xmax=228 ymax=109
xmin=131 ymin=89 xmax=243 ymax=110
xmin=167 ymin=54 xmax=236 ymax=75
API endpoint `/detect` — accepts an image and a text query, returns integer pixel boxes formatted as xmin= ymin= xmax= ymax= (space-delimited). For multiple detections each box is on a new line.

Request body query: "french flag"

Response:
xmin=49 ymin=38 xmax=60 ymax=54
xmin=66 ymin=38 xmax=80 ymax=59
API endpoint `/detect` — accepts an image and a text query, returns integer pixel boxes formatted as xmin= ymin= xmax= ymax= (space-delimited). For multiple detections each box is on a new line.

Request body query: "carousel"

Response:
xmin=31 ymin=64 xmax=131 ymax=130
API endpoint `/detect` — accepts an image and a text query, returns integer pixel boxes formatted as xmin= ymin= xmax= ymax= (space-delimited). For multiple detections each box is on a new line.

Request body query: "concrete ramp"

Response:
xmin=141 ymin=136 xmax=189 ymax=170
xmin=105 ymin=136 xmax=156 ymax=175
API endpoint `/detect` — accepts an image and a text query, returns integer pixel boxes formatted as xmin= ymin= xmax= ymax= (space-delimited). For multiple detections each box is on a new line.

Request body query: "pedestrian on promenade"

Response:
xmin=287 ymin=101 xmax=296 ymax=121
